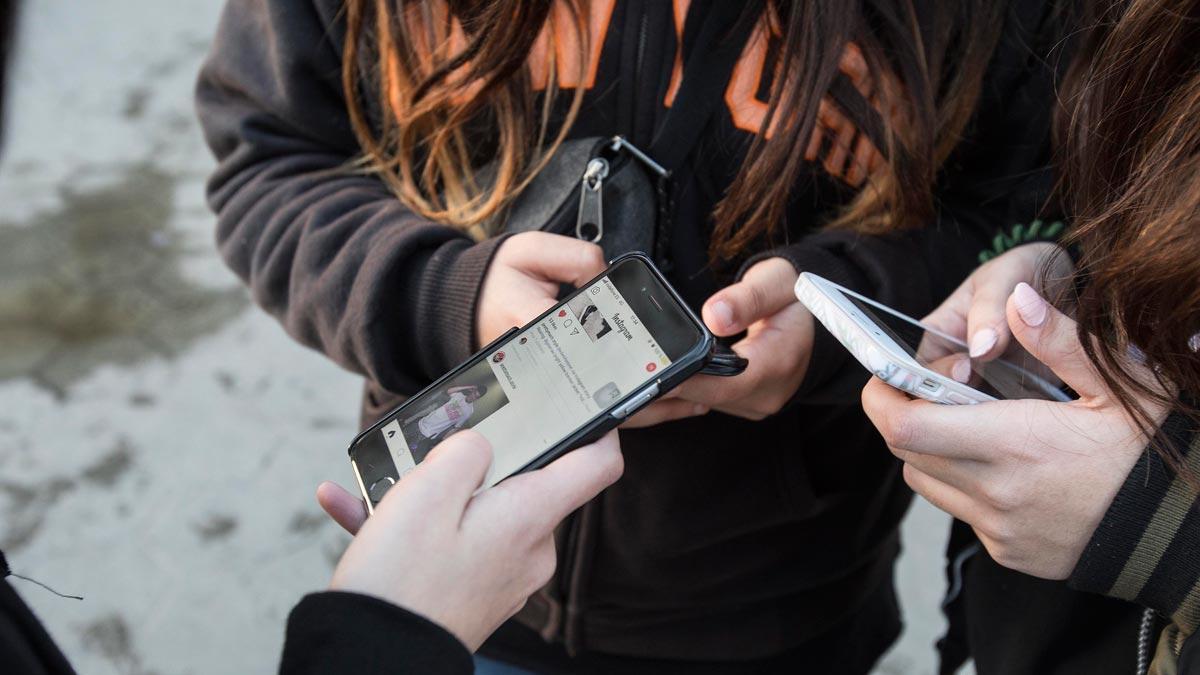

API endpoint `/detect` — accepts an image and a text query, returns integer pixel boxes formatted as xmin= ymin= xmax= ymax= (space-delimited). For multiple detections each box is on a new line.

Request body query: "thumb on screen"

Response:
xmin=1006 ymin=283 xmax=1103 ymax=397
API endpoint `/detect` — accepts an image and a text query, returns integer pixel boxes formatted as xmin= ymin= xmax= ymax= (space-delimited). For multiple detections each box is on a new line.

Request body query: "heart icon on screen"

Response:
xmin=558 ymin=310 xmax=567 ymax=317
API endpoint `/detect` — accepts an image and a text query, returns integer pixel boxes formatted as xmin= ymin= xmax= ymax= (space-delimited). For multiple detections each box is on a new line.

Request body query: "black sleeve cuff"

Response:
xmin=1069 ymin=410 xmax=1200 ymax=639
xmin=279 ymin=591 xmax=473 ymax=675
xmin=739 ymin=244 xmax=873 ymax=400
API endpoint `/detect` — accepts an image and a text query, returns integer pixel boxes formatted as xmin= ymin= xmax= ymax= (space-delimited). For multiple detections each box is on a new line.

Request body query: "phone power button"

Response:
xmin=611 ymin=384 xmax=660 ymax=420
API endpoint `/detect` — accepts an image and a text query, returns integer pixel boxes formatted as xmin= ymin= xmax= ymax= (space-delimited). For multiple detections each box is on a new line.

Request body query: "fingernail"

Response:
xmin=1012 ymin=283 xmax=1047 ymax=327
xmin=710 ymin=301 xmax=734 ymax=331
xmin=968 ymin=328 xmax=997 ymax=358
xmin=693 ymin=404 xmax=709 ymax=416
xmin=951 ymin=358 xmax=972 ymax=384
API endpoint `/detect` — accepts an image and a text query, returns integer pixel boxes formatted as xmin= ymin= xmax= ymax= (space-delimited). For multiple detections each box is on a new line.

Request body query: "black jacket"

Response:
xmin=197 ymin=0 xmax=1065 ymax=666
xmin=0 ymin=553 xmax=473 ymax=675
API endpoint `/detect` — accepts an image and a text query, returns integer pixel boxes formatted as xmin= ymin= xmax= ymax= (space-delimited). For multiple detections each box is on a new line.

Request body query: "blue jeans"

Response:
xmin=473 ymin=656 xmax=539 ymax=675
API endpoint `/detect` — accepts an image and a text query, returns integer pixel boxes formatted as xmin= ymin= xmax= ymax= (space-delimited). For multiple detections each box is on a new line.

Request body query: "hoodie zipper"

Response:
xmin=1136 ymin=607 xmax=1154 ymax=675
xmin=558 ymin=6 xmax=653 ymax=656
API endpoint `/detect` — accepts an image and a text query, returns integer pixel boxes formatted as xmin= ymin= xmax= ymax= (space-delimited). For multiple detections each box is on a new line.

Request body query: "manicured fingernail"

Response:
xmin=968 ymin=328 xmax=998 ymax=358
xmin=709 ymin=301 xmax=734 ymax=331
xmin=951 ymin=358 xmax=972 ymax=384
xmin=1012 ymin=283 xmax=1047 ymax=327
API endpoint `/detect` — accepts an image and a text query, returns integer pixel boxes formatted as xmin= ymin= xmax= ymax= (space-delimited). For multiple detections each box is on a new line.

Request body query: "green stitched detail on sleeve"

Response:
xmin=977 ymin=220 xmax=1066 ymax=263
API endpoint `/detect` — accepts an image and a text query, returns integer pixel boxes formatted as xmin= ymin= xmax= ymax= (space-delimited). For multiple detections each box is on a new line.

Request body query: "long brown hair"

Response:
xmin=1056 ymin=0 xmax=1200 ymax=475
xmin=341 ymin=0 xmax=1005 ymax=259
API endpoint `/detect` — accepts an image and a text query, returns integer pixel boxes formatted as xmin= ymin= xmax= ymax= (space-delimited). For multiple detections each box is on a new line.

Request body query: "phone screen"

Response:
xmin=355 ymin=258 xmax=702 ymax=499
xmin=842 ymin=294 xmax=1069 ymax=402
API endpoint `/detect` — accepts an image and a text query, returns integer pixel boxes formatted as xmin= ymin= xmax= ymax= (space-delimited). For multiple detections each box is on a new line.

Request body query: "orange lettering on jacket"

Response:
xmin=529 ymin=0 xmax=617 ymax=90
xmin=399 ymin=2 xmax=887 ymax=186
xmin=662 ymin=0 xmax=691 ymax=106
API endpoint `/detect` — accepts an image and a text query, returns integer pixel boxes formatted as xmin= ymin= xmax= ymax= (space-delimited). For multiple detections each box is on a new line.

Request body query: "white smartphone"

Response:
xmin=794 ymin=272 xmax=1070 ymax=404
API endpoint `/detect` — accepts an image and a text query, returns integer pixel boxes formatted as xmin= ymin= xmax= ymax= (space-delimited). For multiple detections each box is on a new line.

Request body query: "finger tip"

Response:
xmin=951 ymin=358 xmax=972 ymax=384
xmin=703 ymin=299 xmax=736 ymax=334
xmin=315 ymin=482 xmax=347 ymax=515
xmin=967 ymin=327 xmax=998 ymax=359
xmin=1010 ymin=283 xmax=1048 ymax=328
xmin=315 ymin=481 xmax=337 ymax=500
xmin=452 ymin=430 xmax=494 ymax=457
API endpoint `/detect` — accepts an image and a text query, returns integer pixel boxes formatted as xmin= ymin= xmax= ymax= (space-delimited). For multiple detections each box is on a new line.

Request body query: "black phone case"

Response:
xmin=348 ymin=252 xmax=716 ymax=488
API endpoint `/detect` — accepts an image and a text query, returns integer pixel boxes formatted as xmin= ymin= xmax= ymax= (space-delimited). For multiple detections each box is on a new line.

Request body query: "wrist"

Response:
xmin=1069 ymin=409 xmax=1199 ymax=622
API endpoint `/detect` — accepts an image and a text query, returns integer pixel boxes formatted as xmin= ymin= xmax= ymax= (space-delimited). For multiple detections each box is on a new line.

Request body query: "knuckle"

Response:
xmin=599 ymin=448 xmax=625 ymax=486
xmin=747 ymin=283 xmax=769 ymax=317
xmin=982 ymin=480 xmax=1023 ymax=512
xmin=530 ymin=546 xmax=558 ymax=589
xmin=760 ymin=392 xmax=789 ymax=417
xmin=979 ymin=515 xmax=1015 ymax=546
xmin=984 ymin=539 xmax=1012 ymax=567
xmin=879 ymin=409 xmax=919 ymax=450
xmin=742 ymin=405 xmax=770 ymax=421
xmin=502 ymin=234 xmax=533 ymax=260
xmin=511 ymin=597 xmax=529 ymax=617
xmin=571 ymin=238 xmax=603 ymax=266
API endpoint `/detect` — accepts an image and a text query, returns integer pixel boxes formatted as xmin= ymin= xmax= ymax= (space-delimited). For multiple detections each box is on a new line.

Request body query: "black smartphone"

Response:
xmin=348 ymin=253 xmax=713 ymax=511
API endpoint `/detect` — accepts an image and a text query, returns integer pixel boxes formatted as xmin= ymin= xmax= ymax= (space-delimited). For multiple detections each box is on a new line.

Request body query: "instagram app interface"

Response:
xmin=380 ymin=276 xmax=671 ymax=487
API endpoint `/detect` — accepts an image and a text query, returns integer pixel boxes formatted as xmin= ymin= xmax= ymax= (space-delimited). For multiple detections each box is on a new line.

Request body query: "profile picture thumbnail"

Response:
xmin=567 ymin=294 xmax=612 ymax=342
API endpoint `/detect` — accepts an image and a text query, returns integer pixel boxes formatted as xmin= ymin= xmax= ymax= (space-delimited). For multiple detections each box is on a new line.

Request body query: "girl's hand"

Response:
xmin=318 ymin=430 xmax=623 ymax=651
xmin=862 ymin=283 xmax=1163 ymax=580
xmin=626 ymin=257 xmax=813 ymax=426
xmin=921 ymin=242 xmax=1072 ymax=362
xmin=476 ymin=232 xmax=607 ymax=348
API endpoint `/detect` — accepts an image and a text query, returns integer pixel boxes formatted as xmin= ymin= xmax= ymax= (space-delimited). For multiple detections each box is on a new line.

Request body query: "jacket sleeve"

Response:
xmin=1069 ymin=411 xmax=1200 ymax=663
xmin=744 ymin=0 xmax=1068 ymax=404
xmin=197 ymin=0 xmax=506 ymax=395
xmin=279 ymin=592 xmax=474 ymax=675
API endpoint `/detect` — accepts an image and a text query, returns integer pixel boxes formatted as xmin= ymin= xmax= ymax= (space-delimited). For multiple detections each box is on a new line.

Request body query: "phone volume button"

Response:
xmin=945 ymin=391 xmax=975 ymax=405
xmin=611 ymin=384 xmax=660 ymax=419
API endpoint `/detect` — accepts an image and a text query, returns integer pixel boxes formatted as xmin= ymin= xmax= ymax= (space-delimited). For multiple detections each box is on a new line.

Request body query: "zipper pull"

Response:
xmin=576 ymin=158 xmax=609 ymax=242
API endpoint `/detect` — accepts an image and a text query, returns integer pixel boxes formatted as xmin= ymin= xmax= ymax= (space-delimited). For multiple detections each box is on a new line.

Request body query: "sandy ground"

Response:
xmin=0 ymin=2 xmax=965 ymax=673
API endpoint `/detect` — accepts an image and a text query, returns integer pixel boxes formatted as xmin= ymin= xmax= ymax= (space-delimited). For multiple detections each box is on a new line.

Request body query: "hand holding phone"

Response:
xmin=921 ymin=242 xmax=1074 ymax=362
xmin=628 ymin=257 xmax=812 ymax=425
xmin=795 ymin=272 xmax=1069 ymax=404
xmin=350 ymin=254 xmax=712 ymax=509
xmin=476 ymin=232 xmax=607 ymax=348
xmin=325 ymin=430 xmax=623 ymax=651
xmin=860 ymin=284 xmax=1161 ymax=580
